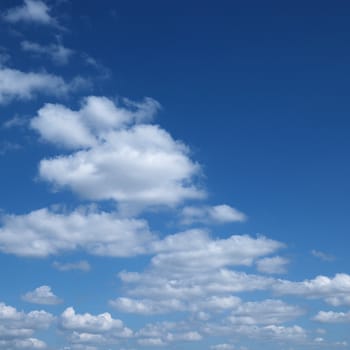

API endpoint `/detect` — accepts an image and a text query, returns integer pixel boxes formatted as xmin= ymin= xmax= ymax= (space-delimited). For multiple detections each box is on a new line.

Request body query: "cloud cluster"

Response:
xmin=274 ymin=273 xmax=350 ymax=306
xmin=0 ymin=302 xmax=53 ymax=349
xmin=1 ymin=1 xmax=349 ymax=347
xmin=136 ymin=321 xmax=202 ymax=347
xmin=314 ymin=310 xmax=350 ymax=323
xmin=111 ymin=231 xmax=283 ymax=315
xmin=59 ymin=307 xmax=132 ymax=347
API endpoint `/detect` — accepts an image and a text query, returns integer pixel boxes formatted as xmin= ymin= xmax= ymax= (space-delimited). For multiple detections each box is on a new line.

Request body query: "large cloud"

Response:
xmin=0 ymin=207 xmax=154 ymax=257
xmin=31 ymin=96 xmax=204 ymax=209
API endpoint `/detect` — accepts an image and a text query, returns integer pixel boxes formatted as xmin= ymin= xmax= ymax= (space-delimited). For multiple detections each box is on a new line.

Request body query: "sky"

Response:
xmin=0 ymin=0 xmax=350 ymax=349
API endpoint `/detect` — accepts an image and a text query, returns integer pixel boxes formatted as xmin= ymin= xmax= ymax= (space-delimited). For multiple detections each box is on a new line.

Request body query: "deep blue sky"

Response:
xmin=0 ymin=1 xmax=350 ymax=350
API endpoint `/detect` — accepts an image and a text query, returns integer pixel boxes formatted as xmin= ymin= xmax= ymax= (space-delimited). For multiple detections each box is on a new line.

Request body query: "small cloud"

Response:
xmin=211 ymin=344 xmax=236 ymax=350
xmin=181 ymin=204 xmax=246 ymax=225
xmin=311 ymin=250 xmax=335 ymax=262
xmin=3 ymin=0 xmax=57 ymax=26
xmin=22 ymin=285 xmax=62 ymax=305
xmin=53 ymin=260 xmax=91 ymax=272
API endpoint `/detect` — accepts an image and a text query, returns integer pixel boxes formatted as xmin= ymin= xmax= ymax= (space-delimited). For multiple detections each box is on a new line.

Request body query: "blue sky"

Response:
xmin=0 ymin=1 xmax=350 ymax=349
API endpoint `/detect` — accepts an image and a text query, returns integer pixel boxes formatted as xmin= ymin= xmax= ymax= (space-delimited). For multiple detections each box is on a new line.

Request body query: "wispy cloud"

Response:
xmin=0 ymin=67 xmax=89 ymax=103
xmin=53 ymin=260 xmax=91 ymax=272
xmin=181 ymin=204 xmax=246 ymax=225
xmin=311 ymin=249 xmax=335 ymax=262
xmin=3 ymin=0 xmax=56 ymax=26
xmin=21 ymin=40 xmax=74 ymax=65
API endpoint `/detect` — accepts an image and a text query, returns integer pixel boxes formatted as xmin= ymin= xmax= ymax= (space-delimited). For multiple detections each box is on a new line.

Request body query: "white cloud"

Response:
xmin=59 ymin=307 xmax=132 ymax=347
xmin=109 ymin=297 xmax=185 ymax=315
xmin=111 ymin=295 xmax=241 ymax=315
xmin=181 ymin=204 xmax=246 ymax=225
xmin=0 ymin=207 xmax=154 ymax=257
xmin=137 ymin=338 xmax=165 ymax=346
xmin=274 ymin=273 xmax=350 ymax=306
xmin=0 ymin=67 xmax=87 ymax=104
xmin=256 ymin=256 xmax=289 ymax=274
xmin=60 ymin=307 xmax=128 ymax=333
xmin=31 ymin=96 xmax=204 ymax=209
xmin=136 ymin=321 xmax=201 ymax=346
xmin=0 ymin=302 xmax=53 ymax=349
xmin=313 ymin=310 xmax=350 ymax=323
xmin=209 ymin=324 xmax=307 ymax=344
xmin=151 ymin=231 xmax=284 ymax=272
xmin=113 ymin=269 xmax=275 ymax=314
xmin=211 ymin=345 xmax=236 ymax=350
xmin=22 ymin=285 xmax=62 ymax=305
xmin=21 ymin=41 xmax=74 ymax=65
xmin=254 ymin=324 xmax=307 ymax=342
xmin=110 ymin=231 xmax=283 ymax=317
xmin=53 ymin=260 xmax=91 ymax=272
xmin=3 ymin=0 xmax=56 ymax=26
xmin=0 ymin=338 xmax=47 ymax=350
xmin=228 ymin=299 xmax=304 ymax=325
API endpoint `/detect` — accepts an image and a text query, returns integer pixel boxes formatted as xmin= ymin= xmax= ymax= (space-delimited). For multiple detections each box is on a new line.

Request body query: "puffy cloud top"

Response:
xmin=31 ymin=96 xmax=204 ymax=209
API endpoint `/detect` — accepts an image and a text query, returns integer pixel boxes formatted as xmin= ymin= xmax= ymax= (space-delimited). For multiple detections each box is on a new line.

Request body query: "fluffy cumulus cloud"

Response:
xmin=3 ymin=0 xmax=55 ymax=25
xmin=0 ymin=67 xmax=87 ymax=104
xmin=0 ymin=302 xmax=53 ymax=349
xmin=59 ymin=307 xmax=132 ymax=347
xmin=31 ymin=96 xmax=204 ymax=210
xmin=274 ymin=273 xmax=350 ymax=306
xmin=0 ymin=207 xmax=154 ymax=257
xmin=22 ymin=285 xmax=62 ymax=305
xmin=180 ymin=204 xmax=246 ymax=225
xmin=21 ymin=41 xmax=74 ymax=65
